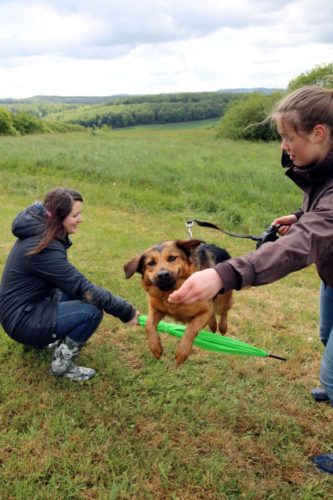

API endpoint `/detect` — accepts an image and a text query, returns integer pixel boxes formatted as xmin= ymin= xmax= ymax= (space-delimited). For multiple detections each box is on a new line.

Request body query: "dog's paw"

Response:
xmin=148 ymin=339 xmax=163 ymax=360
xmin=218 ymin=318 xmax=228 ymax=335
xmin=175 ymin=344 xmax=191 ymax=365
xmin=208 ymin=317 xmax=217 ymax=333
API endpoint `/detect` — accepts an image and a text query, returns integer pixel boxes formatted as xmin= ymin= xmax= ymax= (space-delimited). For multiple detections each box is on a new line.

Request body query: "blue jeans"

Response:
xmin=56 ymin=294 xmax=103 ymax=344
xmin=319 ymin=282 xmax=333 ymax=404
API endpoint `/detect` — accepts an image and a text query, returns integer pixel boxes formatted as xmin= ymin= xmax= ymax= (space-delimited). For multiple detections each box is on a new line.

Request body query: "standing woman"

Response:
xmin=170 ymin=85 xmax=333 ymax=402
xmin=168 ymin=85 xmax=333 ymax=472
xmin=0 ymin=187 xmax=139 ymax=381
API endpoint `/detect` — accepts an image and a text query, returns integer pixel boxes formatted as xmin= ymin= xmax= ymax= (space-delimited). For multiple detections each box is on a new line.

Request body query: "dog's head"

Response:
xmin=124 ymin=239 xmax=204 ymax=293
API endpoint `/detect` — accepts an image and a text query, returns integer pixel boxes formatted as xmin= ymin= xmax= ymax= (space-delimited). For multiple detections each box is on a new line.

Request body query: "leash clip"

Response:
xmin=186 ymin=220 xmax=193 ymax=238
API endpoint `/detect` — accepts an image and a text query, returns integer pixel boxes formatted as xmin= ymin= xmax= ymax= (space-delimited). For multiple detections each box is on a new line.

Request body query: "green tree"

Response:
xmin=288 ymin=63 xmax=333 ymax=91
xmin=218 ymin=93 xmax=280 ymax=141
xmin=12 ymin=112 xmax=45 ymax=135
xmin=0 ymin=107 xmax=16 ymax=135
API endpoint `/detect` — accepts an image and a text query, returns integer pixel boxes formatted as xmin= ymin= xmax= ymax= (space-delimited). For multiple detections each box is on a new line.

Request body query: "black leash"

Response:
xmin=186 ymin=219 xmax=281 ymax=248
xmin=186 ymin=219 xmax=261 ymax=241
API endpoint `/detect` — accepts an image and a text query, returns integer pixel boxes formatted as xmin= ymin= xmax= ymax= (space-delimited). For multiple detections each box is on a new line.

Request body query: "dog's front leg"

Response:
xmin=175 ymin=311 xmax=212 ymax=365
xmin=145 ymin=308 xmax=165 ymax=360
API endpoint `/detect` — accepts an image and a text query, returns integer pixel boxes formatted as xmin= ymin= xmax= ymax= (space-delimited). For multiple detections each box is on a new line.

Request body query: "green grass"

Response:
xmin=118 ymin=118 xmax=220 ymax=131
xmin=0 ymin=126 xmax=332 ymax=498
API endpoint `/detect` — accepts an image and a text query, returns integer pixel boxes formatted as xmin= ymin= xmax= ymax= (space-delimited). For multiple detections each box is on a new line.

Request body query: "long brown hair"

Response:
xmin=29 ymin=187 xmax=83 ymax=255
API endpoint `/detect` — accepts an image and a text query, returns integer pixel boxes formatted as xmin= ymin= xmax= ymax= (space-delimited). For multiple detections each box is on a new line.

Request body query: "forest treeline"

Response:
xmin=60 ymin=92 xmax=247 ymax=129
xmin=0 ymin=91 xmax=245 ymax=135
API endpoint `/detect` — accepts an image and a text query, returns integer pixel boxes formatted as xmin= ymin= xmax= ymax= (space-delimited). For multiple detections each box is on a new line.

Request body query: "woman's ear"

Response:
xmin=313 ymin=124 xmax=327 ymax=143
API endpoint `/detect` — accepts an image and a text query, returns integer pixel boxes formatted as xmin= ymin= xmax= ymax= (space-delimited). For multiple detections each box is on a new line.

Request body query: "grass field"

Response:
xmin=0 ymin=125 xmax=332 ymax=498
xmin=119 ymin=118 xmax=220 ymax=131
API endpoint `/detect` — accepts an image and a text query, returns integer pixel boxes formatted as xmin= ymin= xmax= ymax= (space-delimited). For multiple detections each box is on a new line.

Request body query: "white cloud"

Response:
xmin=0 ymin=0 xmax=331 ymax=97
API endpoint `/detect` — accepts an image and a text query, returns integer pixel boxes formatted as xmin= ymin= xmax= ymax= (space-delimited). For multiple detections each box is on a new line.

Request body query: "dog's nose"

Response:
xmin=157 ymin=269 xmax=170 ymax=281
xmin=154 ymin=268 xmax=176 ymax=291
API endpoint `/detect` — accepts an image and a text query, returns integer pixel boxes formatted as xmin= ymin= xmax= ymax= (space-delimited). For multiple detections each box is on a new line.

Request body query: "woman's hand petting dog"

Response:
xmin=168 ymin=268 xmax=224 ymax=304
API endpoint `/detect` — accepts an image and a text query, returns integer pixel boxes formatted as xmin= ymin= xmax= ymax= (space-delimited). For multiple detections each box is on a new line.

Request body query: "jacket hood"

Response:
xmin=12 ymin=202 xmax=48 ymax=239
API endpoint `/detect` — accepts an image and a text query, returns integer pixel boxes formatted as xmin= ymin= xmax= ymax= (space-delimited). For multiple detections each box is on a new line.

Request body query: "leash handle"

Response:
xmin=187 ymin=219 xmax=261 ymax=242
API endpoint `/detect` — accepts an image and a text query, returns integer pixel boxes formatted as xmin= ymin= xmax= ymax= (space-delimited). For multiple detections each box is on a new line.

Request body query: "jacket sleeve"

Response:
xmin=293 ymin=208 xmax=304 ymax=220
xmin=31 ymin=242 xmax=136 ymax=323
xmin=215 ymin=203 xmax=333 ymax=290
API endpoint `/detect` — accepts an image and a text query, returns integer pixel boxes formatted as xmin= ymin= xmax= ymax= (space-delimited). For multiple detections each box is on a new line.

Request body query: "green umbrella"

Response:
xmin=138 ymin=315 xmax=286 ymax=361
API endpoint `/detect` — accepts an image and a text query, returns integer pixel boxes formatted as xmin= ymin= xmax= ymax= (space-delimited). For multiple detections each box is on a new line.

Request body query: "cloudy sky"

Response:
xmin=0 ymin=0 xmax=332 ymax=98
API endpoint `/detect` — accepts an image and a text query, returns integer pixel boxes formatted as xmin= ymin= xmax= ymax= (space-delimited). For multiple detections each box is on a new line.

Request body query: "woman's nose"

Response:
xmin=281 ymin=139 xmax=288 ymax=152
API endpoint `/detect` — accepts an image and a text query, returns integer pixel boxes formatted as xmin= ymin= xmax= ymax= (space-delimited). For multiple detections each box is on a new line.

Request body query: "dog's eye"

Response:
xmin=167 ymin=255 xmax=177 ymax=262
xmin=147 ymin=260 xmax=156 ymax=267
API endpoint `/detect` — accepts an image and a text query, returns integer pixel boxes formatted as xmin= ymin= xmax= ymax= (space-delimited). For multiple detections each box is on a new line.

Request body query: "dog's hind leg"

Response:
xmin=215 ymin=291 xmax=233 ymax=334
xmin=218 ymin=314 xmax=228 ymax=334
xmin=208 ymin=316 xmax=217 ymax=333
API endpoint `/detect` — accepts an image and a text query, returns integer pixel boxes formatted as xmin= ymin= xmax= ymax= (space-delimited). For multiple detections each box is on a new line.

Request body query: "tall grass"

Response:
xmin=0 ymin=127 xmax=298 ymax=230
xmin=0 ymin=126 xmax=332 ymax=498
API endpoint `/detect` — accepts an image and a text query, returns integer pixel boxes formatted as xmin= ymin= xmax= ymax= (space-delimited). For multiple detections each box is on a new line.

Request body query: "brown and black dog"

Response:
xmin=124 ymin=239 xmax=233 ymax=365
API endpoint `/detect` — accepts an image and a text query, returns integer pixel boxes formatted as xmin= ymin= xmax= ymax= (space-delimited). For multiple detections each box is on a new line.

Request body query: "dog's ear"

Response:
xmin=176 ymin=239 xmax=205 ymax=256
xmin=124 ymin=255 xmax=146 ymax=279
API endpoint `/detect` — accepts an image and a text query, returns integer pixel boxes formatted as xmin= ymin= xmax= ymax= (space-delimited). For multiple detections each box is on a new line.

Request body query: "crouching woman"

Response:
xmin=0 ymin=187 xmax=139 ymax=381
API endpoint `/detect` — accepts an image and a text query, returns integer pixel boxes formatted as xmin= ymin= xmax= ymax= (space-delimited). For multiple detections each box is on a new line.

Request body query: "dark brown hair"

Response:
xmin=29 ymin=187 xmax=83 ymax=255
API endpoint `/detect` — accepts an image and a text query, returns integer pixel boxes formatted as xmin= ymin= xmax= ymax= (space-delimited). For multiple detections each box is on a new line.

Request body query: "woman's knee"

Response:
xmin=56 ymin=300 xmax=103 ymax=340
xmin=85 ymin=303 xmax=103 ymax=325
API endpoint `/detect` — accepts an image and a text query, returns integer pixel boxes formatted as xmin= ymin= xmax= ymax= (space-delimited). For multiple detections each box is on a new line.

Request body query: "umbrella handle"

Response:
xmin=268 ymin=353 xmax=287 ymax=362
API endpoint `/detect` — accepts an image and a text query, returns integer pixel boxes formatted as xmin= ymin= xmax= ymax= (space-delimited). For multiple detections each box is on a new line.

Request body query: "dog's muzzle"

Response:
xmin=153 ymin=269 xmax=177 ymax=292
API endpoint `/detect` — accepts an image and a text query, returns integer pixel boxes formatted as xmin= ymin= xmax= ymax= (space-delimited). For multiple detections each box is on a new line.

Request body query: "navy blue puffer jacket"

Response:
xmin=0 ymin=203 xmax=136 ymax=346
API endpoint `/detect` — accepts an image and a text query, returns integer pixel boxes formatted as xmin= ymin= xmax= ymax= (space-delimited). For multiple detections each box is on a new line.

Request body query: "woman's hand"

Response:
xmin=168 ymin=268 xmax=224 ymax=305
xmin=272 ymin=214 xmax=298 ymax=236
xmin=127 ymin=310 xmax=140 ymax=325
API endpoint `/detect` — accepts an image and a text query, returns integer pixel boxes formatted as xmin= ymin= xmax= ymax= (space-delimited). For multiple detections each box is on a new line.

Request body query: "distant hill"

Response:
xmin=0 ymin=95 xmax=126 ymax=106
xmin=220 ymin=88 xmax=285 ymax=94
xmin=0 ymin=88 xmax=284 ymax=106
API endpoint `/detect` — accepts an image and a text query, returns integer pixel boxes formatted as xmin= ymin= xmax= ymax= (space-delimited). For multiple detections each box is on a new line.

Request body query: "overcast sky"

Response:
xmin=0 ymin=0 xmax=332 ymax=98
